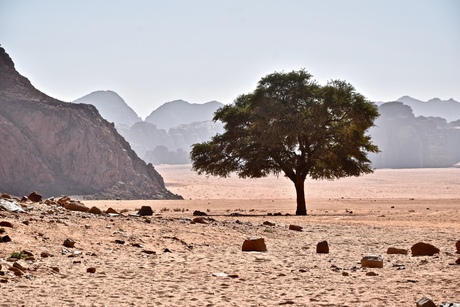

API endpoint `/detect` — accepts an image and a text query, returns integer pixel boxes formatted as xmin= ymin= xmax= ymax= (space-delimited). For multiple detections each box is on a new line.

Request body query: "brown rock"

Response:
xmin=28 ymin=191 xmax=42 ymax=202
xmin=416 ymin=297 xmax=436 ymax=307
xmin=456 ymin=240 xmax=460 ymax=253
xmin=63 ymin=238 xmax=76 ymax=248
xmin=456 ymin=258 xmax=460 ymax=265
xmin=0 ymin=221 xmax=13 ymax=228
xmin=242 ymin=237 xmax=267 ymax=252
xmin=64 ymin=201 xmax=89 ymax=212
xmin=289 ymin=224 xmax=303 ymax=231
xmin=8 ymin=267 xmax=24 ymax=276
xmin=1 ymin=235 xmax=11 ymax=243
xmin=365 ymin=271 xmax=378 ymax=276
xmin=316 ymin=241 xmax=329 ymax=254
xmin=57 ymin=196 xmax=71 ymax=205
xmin=1 ymin=193 xmax=11 ymax=199
xmin=138 ymin=206 xmax=153 ymax=216
xmin=263 ymin=221 xmax=275 ymax=226
xmin=387 ymin=247 xmax=408 ymax=255
xmin=105 ymin=207 xmax=118 ymax=214
xmin=87 ymin=267 xmax=96 ymax=273
xmin=411 ymin=242 xmax=440 ymax=256
xmin=51 ymin=267 xmax=60 ymax=273
xmin=192 ymin=217 xmax=209 ymax=224
xmin=88 ymin=206 xmax=103 ymax=215
xmin=193 ymin=210 xmax=207 ymax=216
xmin=361 ymin=256 xmax=383 ymax=268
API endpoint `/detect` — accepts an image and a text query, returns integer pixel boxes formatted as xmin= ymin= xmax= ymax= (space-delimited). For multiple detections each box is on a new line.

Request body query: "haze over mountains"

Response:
xmin=0 ymin=46 xmax=181 ymax=200
xmin=73 ymin=90 xmax=460 ymax=169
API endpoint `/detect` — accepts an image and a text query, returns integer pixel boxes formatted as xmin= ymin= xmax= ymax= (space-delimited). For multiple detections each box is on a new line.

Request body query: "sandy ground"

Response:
xmin=1 ymin=166 xmax=459 ymax=306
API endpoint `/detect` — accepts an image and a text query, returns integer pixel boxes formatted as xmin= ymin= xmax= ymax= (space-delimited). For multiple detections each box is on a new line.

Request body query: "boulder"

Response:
xmin=87 ymin=267 xmax=96 ymax=273
xmin=0 ymin=221 xmax=13 ymax=228
xmin=361 ymin=256 xmax=383 ymax=268
xmin=1 ymin=193 xmax=11 ymax=199
xmin=192 ymin=217 xmax=209 ymax=224
xmin=105 ymin=207 xmax=118 ymax=214
xmin=64 ymin=201 xmax=89 ymax=212
xmin=1 ymin=235 xmax=11 ymax=243
xmin=316 ymin=241 xmax=329 ymax=254
xmin=138 ymin=206 xmax=153 ymax=216
xmin=289 ymin=224 xmax=303 ymax=231
xmin=88 ymin=206 xmax=103 ymax=215
xmin=27 ymin=191 xmax=42 ymax=202
xmin=63 ymin=238 xmax=75 ymax=248
xmin=456 ymin=239 xmax=460 ymax=253
xmin=411 ymin=242 xmax=440 ymax=256
xmin=242 ymin=237 xmax=267 ymax=252
xmin=193 ymin=210 xmax=207 ymax=216
xmin=263 ymin=221 xmax=275 ymax=226
xmin=416 ymin=297 xmax=436 ymax=307
xmin=387 ymin=247 xmax=408 ymax=255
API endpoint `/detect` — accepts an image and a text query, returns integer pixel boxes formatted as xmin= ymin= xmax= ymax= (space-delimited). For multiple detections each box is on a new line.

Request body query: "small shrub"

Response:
xmin=10 ymin=251 xmax=27 ymax=259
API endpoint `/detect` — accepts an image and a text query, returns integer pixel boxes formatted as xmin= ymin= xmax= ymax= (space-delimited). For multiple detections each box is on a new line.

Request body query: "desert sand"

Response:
xmin=1 ymin=166 xmax=459 ymax=306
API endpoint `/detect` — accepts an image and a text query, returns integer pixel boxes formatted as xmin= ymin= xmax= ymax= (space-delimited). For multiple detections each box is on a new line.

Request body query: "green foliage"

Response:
xmin=190 ymin=69 xmax=379 ymax=215
xmin=10 ymin=250 xmax=27 ymax=259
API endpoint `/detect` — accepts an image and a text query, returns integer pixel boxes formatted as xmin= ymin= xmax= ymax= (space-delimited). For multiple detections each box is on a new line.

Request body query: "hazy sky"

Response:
xmin=1 ymin=0 xmax=459 ymax=119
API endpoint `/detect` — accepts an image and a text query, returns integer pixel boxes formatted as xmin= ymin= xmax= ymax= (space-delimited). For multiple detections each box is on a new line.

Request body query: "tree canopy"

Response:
xmin=190 ymin=69 xmax=379 ymax=215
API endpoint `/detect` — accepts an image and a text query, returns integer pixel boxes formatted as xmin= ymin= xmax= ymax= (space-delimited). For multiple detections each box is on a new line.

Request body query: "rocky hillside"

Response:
xmin=396 ymin=96 xmax=460 ymax=122
xmin=73 ymin=90 xmax=142 ymax=127
xmin=0 ymin=46 xmax=182 ymax=200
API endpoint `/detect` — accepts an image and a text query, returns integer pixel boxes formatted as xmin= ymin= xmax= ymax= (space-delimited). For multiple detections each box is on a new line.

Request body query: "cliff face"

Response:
xmin=0 ymin=46 xmax=182 ymax=199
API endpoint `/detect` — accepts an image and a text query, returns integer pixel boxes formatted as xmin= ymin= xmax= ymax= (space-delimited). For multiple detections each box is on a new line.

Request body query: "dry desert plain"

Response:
xmin=1 ymin=165 xmax=459 ymax=306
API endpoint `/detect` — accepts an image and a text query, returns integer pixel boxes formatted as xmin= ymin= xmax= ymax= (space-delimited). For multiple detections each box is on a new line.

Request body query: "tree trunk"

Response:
xmin=294 ymin=176 xmax=307 ymax=215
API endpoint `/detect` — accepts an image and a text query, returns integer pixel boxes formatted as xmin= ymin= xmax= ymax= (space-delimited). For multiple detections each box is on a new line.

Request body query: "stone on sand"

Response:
xmin=138 ymin=206 xmax=153 ymax=216
xmin=28 ymin=191 xmax=42 ymax=202
xmin=456 ymin=239 xmax=460 ymax=253
xmin=88 ymin=206 xmax=103 ymax=215
xmin=387 ymin=247 xmax=408 ymax=255
xmin=316 ymin=241 xmax=329 ymax=254
xmin=361 ymin=256 xmax=383 ymax=268
xmin=63 ymin=238 xmax=76 ymax=248
xmin=242 ymin=237 xmax=267 ymax=252
xmin=416 ymin=297 xmax=436 ymax=307
xmin=289 ymin=224 xmax=303 ymax=231
xmin=0 ymin=221 xmax=13 ymax=228
xmin=65 ymin=201 xmax=89 ymax=212
xmin=411 ymin=242 xmax=440 ymax=256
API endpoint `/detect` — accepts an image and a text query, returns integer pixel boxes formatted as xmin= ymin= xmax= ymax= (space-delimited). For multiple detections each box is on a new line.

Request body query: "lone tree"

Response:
xmin=190 ymin=70 xmax=379 ymax=215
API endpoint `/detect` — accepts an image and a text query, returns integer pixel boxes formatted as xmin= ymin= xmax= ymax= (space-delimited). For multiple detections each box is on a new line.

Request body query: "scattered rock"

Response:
xmin=387 ymin=247 xmax=408 ymax=255
xmin=416 ymin=297 xmax=436 ymax=307
xmin=51 ymin=267 xmax=60 ymax=273
xmin=141 ymin=250 xmax=156 ymax=255
xmin=8 ymin=266 xmax=24 ymax=276
xmin=0 ymin=221 xmax=13 ymax=228
xmin=88 ymin=206 xmax=103 ymax=215
xmin=440 ymin=303 xmax=460 ymax=307
xmin=87 ymin=267 xmax=96 ymax=273
xmin=0 ymin=193 xmax=11 ymax=199
xmin=456 ymin=258 xmax=460 ymax=265
xmin=365 ymin=271 xmax=378 ymax=276
xmin=0 ymin=198 xmax=25 ymax=213
xmin=27 ymin=191 xmax=42 ymax=202
xmin=263 ymin=221 xmax=275 ymax=226
xmin=316 ymin=241 xmax=329 ymax=254
xmin=63 ymin=238 xmax=76 ymax=248
xmin=411 ymin=242 xmax=440 ymax=256
xmin=193 ymin=210 xmax=207 ymax=216
xmin=242 ymin=237 xmax=267 ymax=252
xmin=41 ymin=252 xmax=54 ymax=258
xmin=138 ymin=206 xmax=153 ymax=216
xmin=192 ymin=217 xmax=209 ymax=224
xmin=289 ymin=225 xmax=302 ymax=231
xmin=342 ymin=271 xmax=349 ymax=276
xmin=64 ymin=201 xmax=89 ymax=212
xmin=105 ymin=207 xmax=118 ymax=214
xmin=361 ymin=256 xmax=383 ymax=268
xmin=456 ymin=240 xmax=460 ymax=253
xmin=1 ymin=235 xmax=11 ymax=243
xmin=115 ymin=239 xmax=125 ymax=244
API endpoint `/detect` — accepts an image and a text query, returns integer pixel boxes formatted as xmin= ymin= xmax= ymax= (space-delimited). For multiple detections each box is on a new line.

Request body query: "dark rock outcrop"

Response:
xmin=0 ymin=46 xmax=182 ymax=200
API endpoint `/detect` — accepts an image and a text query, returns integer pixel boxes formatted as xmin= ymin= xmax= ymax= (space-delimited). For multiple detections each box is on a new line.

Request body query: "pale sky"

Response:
xmin=1 ymin=0 xmax=459 ymax=119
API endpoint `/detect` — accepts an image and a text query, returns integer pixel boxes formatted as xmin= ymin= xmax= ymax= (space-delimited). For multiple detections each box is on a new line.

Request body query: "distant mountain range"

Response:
xmin=73 ymin=89 xmax=460 ymax=168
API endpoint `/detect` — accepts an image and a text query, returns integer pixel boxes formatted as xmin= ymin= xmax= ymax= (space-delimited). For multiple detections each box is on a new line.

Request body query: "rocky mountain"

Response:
xmin=0 ymin=46 xmax=181 ymax=200
xmin=145 ymin=99 xmax=224 ymax=130
xmin=395 ymin=96 xmax=460 ymax=122
xmin=368 ymin=101 xmax=460 ymax=168
xmin=73 ymin=90 xmax=142 ymax=127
